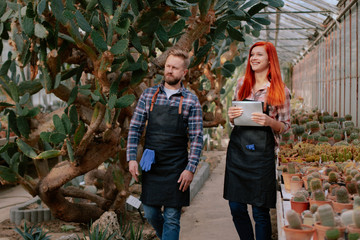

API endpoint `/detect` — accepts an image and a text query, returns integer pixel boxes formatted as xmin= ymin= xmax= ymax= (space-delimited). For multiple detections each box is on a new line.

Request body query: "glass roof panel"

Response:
xmin=252 ymin=0 xmax=339 ymax=63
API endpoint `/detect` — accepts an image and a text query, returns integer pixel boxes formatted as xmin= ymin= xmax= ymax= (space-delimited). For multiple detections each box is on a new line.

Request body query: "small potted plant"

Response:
xmin=332 ymin=186 xmax=353 ymax=213
xmin=290 ymin=175 xmax=304 ymax=195
xmin=291 ymin=191 xmax=309 ymax=215
xmin=282 ymin=162 xmax=301 ymax=192
xmin=309 ymin=179 xmax=332 ymax=207
xmin=283 ymin=209 xmax=315 ymax=240
xmin=342 ymin=207 xmax=360 ymax=235
xmin=314 ymin=204 xmax=346 ymax=240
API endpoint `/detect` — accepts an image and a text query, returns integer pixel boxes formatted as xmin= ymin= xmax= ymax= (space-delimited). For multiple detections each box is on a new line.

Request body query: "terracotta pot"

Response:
xmin=347 ymin=224 xmax=360 ymax=234
xmin=332 ymin=200 xmax=353 ymax=213
xmin=283 ymin=225 xmax=315 ymax=240
xmin=290 ymin=179 xmax=304 ymax=195
xmin=291 ymin=198 xmax=309 ymax=215
xmin=314 ymin=222 xmax=346 ymax=240
xmin=309 ymin=198 xmax=332 ymax=208
xmin=283 ymin=173 xmax=302 ymax=192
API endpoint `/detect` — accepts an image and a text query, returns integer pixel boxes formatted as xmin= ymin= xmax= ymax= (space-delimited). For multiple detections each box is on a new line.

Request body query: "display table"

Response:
xmin=277 ymin=184 xmax=291 ymax=240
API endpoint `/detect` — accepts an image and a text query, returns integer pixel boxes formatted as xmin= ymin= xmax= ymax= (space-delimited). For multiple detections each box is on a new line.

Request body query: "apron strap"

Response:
xmin=150 ymin=87 xmax=160 ymax=112
xmin=150 ymin=87 xmax=184 ymax=114
xmin=178 ymin=96 xmax=184 ymax=114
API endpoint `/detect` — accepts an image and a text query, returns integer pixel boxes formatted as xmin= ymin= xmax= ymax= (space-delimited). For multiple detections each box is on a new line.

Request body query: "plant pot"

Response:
xmin=309 ymin=198 xmax=332 ymax=208
xmin=314 ymin=222 xmax=345 ymax=240
xmin=290 ymin=179 xmax=304 ymax=195
xmin=347 ymin=224 xmax=360 ymax=234
xmin=283 ymin=173 xmax=302 ymax=192
xmin=290 ymin=198 xmax=309 ymax=215
xmin=331 ymin=200 xmax=353 ymax=213
xmin=283 ymin=224 xmax=315 ymax=240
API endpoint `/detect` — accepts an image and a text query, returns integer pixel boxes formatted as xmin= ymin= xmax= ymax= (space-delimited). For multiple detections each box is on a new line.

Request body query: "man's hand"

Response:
xmin=178 ymin=170 xmax=194 ymax=192
xmin=129 ymin=160 xmax=139 ymax=182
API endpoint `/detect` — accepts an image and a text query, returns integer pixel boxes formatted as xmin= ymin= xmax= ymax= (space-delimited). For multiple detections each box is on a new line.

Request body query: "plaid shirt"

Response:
xmin=234 ymin=77 xmax=291 ymax=147
xmin=127 ymin=82 xmax=203 ymax=173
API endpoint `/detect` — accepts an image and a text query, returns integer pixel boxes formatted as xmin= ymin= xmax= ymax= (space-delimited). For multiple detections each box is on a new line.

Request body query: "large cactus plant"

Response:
xmin=0 ymin=0 xmax=284 ymax=223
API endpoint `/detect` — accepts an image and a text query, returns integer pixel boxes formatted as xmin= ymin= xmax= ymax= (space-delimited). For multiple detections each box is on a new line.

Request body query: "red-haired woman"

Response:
xmin=224 ymin=42 xmax=291 ymax=240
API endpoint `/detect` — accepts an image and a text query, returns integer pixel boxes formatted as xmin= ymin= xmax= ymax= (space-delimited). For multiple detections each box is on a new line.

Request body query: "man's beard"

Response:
xmin=165 ymin=75 xmax=182 ymax=86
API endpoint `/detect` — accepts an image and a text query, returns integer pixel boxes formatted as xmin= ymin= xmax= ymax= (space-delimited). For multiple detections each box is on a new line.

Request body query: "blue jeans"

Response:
xmin=142 ymin=204 xmax=181 ymax=240
xmin=229 ymin=201 xmax=272 ymax=240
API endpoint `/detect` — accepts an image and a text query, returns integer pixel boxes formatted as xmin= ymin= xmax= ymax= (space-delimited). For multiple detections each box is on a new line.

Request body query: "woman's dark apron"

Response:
xmin=224 ymin=101 xmax=276 ymax=208
xmin=140 ymin=87 xmax=190 ymax=208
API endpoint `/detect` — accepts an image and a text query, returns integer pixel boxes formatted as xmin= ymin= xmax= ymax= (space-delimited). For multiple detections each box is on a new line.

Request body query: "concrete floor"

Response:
xmin=180 ymin=151 xmax=243 ymax=240
xmin=0 ymin=185 xmax=32 ymax=223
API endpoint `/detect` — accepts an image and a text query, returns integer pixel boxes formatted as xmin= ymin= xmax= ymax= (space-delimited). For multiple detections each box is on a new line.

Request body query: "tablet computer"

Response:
xmin=232 ymin=101 xmax=263 ymax=127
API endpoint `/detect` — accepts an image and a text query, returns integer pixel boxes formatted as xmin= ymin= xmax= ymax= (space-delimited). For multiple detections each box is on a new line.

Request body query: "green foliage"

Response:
xmin=78 ymin=224 xmax=116 ymax=240
xmin=0 ymin=0 xmax=286 ymax=223
xmin=14 ymin=222 xmax=51 ymax=240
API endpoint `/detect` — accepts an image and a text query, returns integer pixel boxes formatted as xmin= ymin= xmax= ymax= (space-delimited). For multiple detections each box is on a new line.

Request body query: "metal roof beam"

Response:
xmin=256 ymin=38 xmax=308 ymax=40
xmin=265 ymin=27 xmax=317 ymax=30
xmin=258 ymin=10 xmax=332 ymax=14
xmin=300 ymin=0 xmax=338 ymax=13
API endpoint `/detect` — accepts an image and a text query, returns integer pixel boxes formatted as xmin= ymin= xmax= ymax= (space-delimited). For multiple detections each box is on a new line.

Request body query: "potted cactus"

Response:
xmin=290 ymin=175 xmax=304 ymax=195
xmin=314 ymin=204 xmax=346 ymax=240
xmin=291 ymin=191 xmax=310 ymax=215
xmin=325 ymin=228 xmax=340 ymax=240
xmin=282 ymin=162 xmax=301 ymax=193
xmin=331 ymin=186 xmax=353 ymax=213
xmin=340 ymin=206 xmax=360 ymax=235
xmin=309 ymin=178 xmax=332 ymax=207
xmin=283 ymin=209 xmax=315 ymax=240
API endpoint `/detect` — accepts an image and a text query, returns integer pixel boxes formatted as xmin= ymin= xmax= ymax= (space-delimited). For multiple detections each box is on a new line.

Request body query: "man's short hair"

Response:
xmin=167 ymin=49 xmax=190 ymax=69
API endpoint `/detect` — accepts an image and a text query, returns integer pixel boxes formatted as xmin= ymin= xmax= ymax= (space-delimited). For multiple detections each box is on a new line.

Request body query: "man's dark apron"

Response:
xmin=140 ymin=87 xmax=190 ymax=208
xmin=224 ymin=101 xmax=276 ymax=208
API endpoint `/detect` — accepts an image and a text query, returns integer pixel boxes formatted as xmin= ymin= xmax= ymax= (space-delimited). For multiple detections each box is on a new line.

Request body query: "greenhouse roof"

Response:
xmin=253 ymin=0 xmax=341 ymax=64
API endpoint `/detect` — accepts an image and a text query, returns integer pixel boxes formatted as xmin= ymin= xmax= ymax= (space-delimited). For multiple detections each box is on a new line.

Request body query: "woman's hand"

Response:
xmin=251 ymin=112 xmax=273 ymax=126
xmin=228 ymin=106 xmax=243 ymax=124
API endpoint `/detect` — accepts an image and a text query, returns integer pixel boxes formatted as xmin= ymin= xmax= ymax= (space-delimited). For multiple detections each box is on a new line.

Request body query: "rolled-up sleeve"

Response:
xmin=277 ymin=87 xmax=291 ymax=133
xmin=126 ymin=92 xmax=148 ymax=162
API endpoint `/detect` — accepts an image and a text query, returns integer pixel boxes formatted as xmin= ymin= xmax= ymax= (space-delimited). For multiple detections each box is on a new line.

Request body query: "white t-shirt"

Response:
xmin=164 ymin=87 xmax=180 ymax=99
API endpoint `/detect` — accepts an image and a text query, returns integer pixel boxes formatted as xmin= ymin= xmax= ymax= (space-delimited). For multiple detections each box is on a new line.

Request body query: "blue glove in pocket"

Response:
xmin=245 ymin=144 xmax=255 ymax=151
xmin=140 ymin=149 xmax=155 ymax=172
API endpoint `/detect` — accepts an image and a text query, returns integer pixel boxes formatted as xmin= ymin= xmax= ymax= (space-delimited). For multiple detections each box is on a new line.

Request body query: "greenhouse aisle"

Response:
xmin=179 ymin=151 xmax=240 ymax=240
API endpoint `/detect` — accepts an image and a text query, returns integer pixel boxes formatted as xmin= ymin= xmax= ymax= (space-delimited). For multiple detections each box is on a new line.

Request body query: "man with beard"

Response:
xmin=127 ymin=49 xmax=203 ymax=240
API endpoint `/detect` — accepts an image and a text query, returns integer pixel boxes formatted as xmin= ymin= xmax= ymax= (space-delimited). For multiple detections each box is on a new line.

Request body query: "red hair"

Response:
xmin=237 ymin=41 xmax=285 ymax=106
